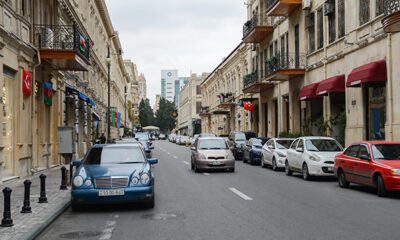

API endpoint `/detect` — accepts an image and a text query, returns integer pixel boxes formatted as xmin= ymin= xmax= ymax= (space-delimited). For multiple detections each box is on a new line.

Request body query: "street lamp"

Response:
xmin=106 ymin=47 xmax=112 ymax=143
xmin=124 ymin=86 xmax=127 ymax=137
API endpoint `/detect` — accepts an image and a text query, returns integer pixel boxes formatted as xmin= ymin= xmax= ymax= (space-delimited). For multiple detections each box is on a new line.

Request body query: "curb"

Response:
xmin=20 ymin=199 xmax=71 ymax=240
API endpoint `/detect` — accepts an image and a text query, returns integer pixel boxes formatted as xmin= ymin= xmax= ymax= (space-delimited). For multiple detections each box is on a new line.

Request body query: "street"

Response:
xmin=38 ymin=140 xmax=400 ymax=240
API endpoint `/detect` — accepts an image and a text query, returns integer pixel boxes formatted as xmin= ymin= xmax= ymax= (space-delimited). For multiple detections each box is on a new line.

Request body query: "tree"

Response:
xmin=155 ymin=98 xmax=176 ymax=132
xmin=139 ymin=99 xmax=154 ymax=127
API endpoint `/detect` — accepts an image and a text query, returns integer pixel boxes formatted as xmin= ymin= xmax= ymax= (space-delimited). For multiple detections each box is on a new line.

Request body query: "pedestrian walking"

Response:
xmin=100 ymin=133 xmax=106 ymax=144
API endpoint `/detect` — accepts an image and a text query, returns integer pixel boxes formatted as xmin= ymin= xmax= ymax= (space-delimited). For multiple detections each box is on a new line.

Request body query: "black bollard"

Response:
xmin=60 ymin=166 xmax=67 ymax=190
xmin=38 ymin=174 xmax=48 ymax=203
xmin=1 ymin=187 xmax=13 ymax=227
xmin=21 ymin=180 xmax=32 ymax=213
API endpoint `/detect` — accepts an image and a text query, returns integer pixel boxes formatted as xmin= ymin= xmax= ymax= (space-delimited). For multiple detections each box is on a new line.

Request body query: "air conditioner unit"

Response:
xmin=324 ymin=1 xmax=335 ymax=16
xmin=302 ymin=0 xmax=311 ymax=10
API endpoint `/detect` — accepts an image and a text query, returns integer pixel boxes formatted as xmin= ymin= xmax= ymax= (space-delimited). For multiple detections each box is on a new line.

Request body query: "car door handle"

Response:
xmin=354 ymin=163 xmax=358 ymax=166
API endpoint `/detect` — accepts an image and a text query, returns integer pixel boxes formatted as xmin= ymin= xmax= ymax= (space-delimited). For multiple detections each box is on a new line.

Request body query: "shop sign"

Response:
xmin=22 ymin=69 xmax=32 ymax=96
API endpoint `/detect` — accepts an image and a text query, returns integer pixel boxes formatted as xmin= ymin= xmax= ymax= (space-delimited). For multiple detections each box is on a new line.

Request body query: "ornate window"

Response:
xmin=317 ymin=8 xmax=324 ymax=49
xmin=328 ymin=3 xmax=336 ymax=43
xmin=376 ymin=0 xmax=384 ymax=16
xmin=338 ymin=0 xmax=345 ymax=38
xmin=306 ymin=13 xmax=315 ymax=53
xmin=360 ymin=0 xmax=370 ymax=25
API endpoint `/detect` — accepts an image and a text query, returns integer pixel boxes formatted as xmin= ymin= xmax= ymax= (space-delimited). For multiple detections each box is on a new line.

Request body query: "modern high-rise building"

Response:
xmin=174 ymin=77 xmax=189 ymax=106
xmin=161 ymin=70 xmax=178 ymax=103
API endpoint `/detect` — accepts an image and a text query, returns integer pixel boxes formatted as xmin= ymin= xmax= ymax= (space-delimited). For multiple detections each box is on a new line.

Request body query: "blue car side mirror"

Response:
xmin=148 ymin=158 xmax=158 ymax=165
xmin=72 ymin=160 xmax=82 ymax=167
xmin=149 ymin=146 xmax=154 ymax=150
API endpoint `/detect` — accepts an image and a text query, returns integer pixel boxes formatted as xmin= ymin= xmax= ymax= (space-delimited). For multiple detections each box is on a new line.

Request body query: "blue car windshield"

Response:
xmin=84 ymin=147 xmax=146 ymax=164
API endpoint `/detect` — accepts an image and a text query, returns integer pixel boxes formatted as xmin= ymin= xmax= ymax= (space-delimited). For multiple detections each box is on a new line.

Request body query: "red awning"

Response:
xmin=316 ymin=74 xmax=345 ymax=96
xmin=346 ymin=60 xmax=387 ymax=87
xmin=298 ymin=83 xmax=321 ymax=101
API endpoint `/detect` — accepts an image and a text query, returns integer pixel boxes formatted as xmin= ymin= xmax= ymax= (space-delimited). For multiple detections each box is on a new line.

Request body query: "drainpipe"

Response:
xmin=31 ymin=50 xmax=41 ymax=174
xmin=386 ymin=33 xmax=393 ymax=141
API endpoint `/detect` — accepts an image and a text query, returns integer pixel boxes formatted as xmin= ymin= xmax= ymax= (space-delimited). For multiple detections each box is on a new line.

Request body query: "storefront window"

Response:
xmin=367 ymin=86 xmax=386 ymax=140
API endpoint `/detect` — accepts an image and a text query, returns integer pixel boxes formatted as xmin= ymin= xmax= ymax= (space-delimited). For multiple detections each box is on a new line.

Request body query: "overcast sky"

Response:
xmin=105 ymin=0 xmax=247 ymax=107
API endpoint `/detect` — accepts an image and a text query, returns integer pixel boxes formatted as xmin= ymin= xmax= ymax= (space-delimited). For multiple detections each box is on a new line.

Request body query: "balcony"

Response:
xmin=243 ymin=14 xmax=273 ymax=43
xmin=266 ymin=0 xmax=302 ymax=16
xmin=218 ymin=93 xmax=236 ymax=108
xmin=263 ymin=52 xmax=306 ymax=81
xmin=199 ymin=107 xmax=211 ymax=117
xmin=382 ymin=0 xmax=400 ymax=33
xmin=243 ymin=71 xmax=273 ymax=93
xmin=34 ymin=22 xmax=90 ymax=71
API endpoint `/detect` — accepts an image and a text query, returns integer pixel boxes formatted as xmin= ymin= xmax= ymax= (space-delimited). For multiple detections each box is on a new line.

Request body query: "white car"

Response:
xmin=285 ymin=137 xmax=343 ymax=180
xmin=262 ymin=138 xmax=295 ymax=171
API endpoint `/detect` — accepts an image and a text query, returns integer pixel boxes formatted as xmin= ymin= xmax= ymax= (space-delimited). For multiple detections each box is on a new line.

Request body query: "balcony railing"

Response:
xmin=243 ymin=71 xmax=259 ymax=89
xmin=383 ymin=0 xmax=400 ymax=32
xmin=33 ymin=22 xmax=90 ymax=62
xmin=264 ymin=52 xmax=306 ymax=77
xmin=384 ymin=0 xmax=400 ymax=16
xmin=243 ymin=15 xmax=258 ymax=38
xmin=266 ymin=0 xmax=279 ymax=10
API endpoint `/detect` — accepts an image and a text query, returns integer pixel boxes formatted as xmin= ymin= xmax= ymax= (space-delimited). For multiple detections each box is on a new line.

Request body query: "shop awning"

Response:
xmin=316 ymin=74 xmax=345 ymax=96
xmin=89 ymin=99 xmax=95 ymax=108
xmin=66 ymin=85 xmax=95 ymax=107
xmin=78 ymin=92 xmax=88 ymax=101
xmin=92 ymin=109 xmax=102 ymax=121
xmin=298 ymin=83 xmax=321 ymax=101
xmin=346 ymin=60 xmax=387 ymax=87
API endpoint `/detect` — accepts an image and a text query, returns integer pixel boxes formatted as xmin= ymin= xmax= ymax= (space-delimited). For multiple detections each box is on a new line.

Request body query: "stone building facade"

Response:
xmin=0 ymin=0 xmax=141 ymax=182
xmin=177 ymin=73 xmax=208 ymax=136
xmin=202 ymin=0 xmax=400 ymax=146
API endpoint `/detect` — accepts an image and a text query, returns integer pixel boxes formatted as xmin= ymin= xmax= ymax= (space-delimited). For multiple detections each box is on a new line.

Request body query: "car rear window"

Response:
xmin=234 ymin=133 xmax=246 ymax=141
xmin=84 ymin=147 xmax=146 ymax=164
xmin=198 ymin=139 xmax=228 ymax=150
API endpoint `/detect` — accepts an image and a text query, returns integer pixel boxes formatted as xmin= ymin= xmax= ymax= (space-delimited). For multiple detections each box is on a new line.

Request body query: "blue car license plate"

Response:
xmin=98 ymin=189 xmax=125 ymax=197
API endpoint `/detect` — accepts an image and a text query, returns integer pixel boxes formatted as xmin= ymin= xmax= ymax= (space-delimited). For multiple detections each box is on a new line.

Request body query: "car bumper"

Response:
xmin=308 ymin=163 xmax=335 ymax=177
xmin=72 ymin=186 xmax=153 ymax=205
xmin=383 ymin=175 xmax=400 ymax=191
xmin=195 ymin=159 xmax=235 ymax=170
xmin=276 ymin=157 xmax=286 ymax=168
xmin=251 ymin=152 xmax=262 ymax=163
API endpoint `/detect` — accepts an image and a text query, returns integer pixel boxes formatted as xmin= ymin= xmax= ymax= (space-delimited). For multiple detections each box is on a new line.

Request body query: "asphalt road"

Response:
xmin=37 ymin=140 xmax=400 ymax=240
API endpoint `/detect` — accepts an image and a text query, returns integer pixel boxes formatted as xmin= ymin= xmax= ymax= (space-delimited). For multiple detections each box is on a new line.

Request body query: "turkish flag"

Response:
xmin=243 ymin=102 xmax=255 ymax=111
xmin=22 ymin=69 xmax=32 ymax=96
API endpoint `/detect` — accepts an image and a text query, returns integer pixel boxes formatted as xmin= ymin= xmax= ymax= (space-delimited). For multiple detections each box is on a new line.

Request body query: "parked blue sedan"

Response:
xmin=71 ymin=144 xmax=158 ymax=210
xmin=243 ymin=137 xmax=270 ymax=165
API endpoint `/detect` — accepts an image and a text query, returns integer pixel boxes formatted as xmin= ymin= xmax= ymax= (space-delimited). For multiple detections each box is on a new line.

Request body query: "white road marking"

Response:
xmin=229 ymin=187 xmax=253 ymax=201
xmin=183 ymin=161 xmax=190 ymax=165
xmin=99 ymin=220 xmax=116 ymax=240
xmin=203 ymin=173 xmax=210 ymax=176
xmin=173 ymin=156 xmax=178 ymax=159
xmin=167 ymin=152 xmax=171 ymax=155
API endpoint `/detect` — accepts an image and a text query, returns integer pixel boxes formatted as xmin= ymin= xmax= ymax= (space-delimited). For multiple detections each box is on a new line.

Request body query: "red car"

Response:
xmin=334 ymin=141 xmax=400 ymax=197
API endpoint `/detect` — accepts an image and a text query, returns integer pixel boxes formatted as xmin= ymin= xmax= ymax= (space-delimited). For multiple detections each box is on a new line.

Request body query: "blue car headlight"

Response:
xmin=73 ymin=176 xmax=83 ymax=188
xmin=140 ymin=173 xmax=150 ymax=185
xmin=131 ymin=177 xmax=139 ymax=185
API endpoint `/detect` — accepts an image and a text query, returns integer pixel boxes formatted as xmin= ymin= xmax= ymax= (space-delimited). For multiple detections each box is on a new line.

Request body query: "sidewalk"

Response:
xmin=0 ymin=167 xmax=71 ymax=240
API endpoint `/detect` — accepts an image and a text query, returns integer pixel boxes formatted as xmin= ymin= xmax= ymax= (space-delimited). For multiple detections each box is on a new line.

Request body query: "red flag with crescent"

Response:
xmin=22 ymin=69 xmax=32 ymax=96
xmin=243 ymin=101 xmax=255 ymax=111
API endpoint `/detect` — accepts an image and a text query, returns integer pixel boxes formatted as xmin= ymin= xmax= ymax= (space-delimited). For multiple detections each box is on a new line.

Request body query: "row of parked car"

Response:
xmin=181 ymin=130 xmax=400 ymax=197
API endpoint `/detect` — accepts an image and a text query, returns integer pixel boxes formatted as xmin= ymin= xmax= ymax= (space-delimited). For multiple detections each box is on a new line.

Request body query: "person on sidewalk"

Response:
xmin=100 ymin=133 xmax=106 ymax=144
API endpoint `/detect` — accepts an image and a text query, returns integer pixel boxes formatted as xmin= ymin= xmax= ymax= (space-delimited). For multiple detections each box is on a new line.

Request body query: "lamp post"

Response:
xmin=106 ymin=47 xmax=111 ymax=143
xmin=124 ymin=86 xmax=127 ymax=137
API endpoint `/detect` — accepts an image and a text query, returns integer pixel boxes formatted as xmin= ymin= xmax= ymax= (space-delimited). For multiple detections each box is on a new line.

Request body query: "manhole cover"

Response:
xmin=141 ymin=213 xmax=178 ymax=220
xmin=59 ymin=231 xmax=102 ymax=239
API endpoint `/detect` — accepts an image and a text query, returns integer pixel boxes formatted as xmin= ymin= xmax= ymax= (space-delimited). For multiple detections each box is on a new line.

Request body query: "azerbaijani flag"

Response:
xmin=80 ymin=35 xmax=87 ymax=53
xmin=111 ymin=112 xmax=121 ymax=128
xmin=43 ymin=81 xmax=53 ymax=106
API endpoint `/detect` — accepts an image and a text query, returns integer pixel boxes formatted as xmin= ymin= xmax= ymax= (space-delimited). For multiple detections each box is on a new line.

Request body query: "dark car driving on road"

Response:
xmin=228 ymin=131 xmax=247 ymax=160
